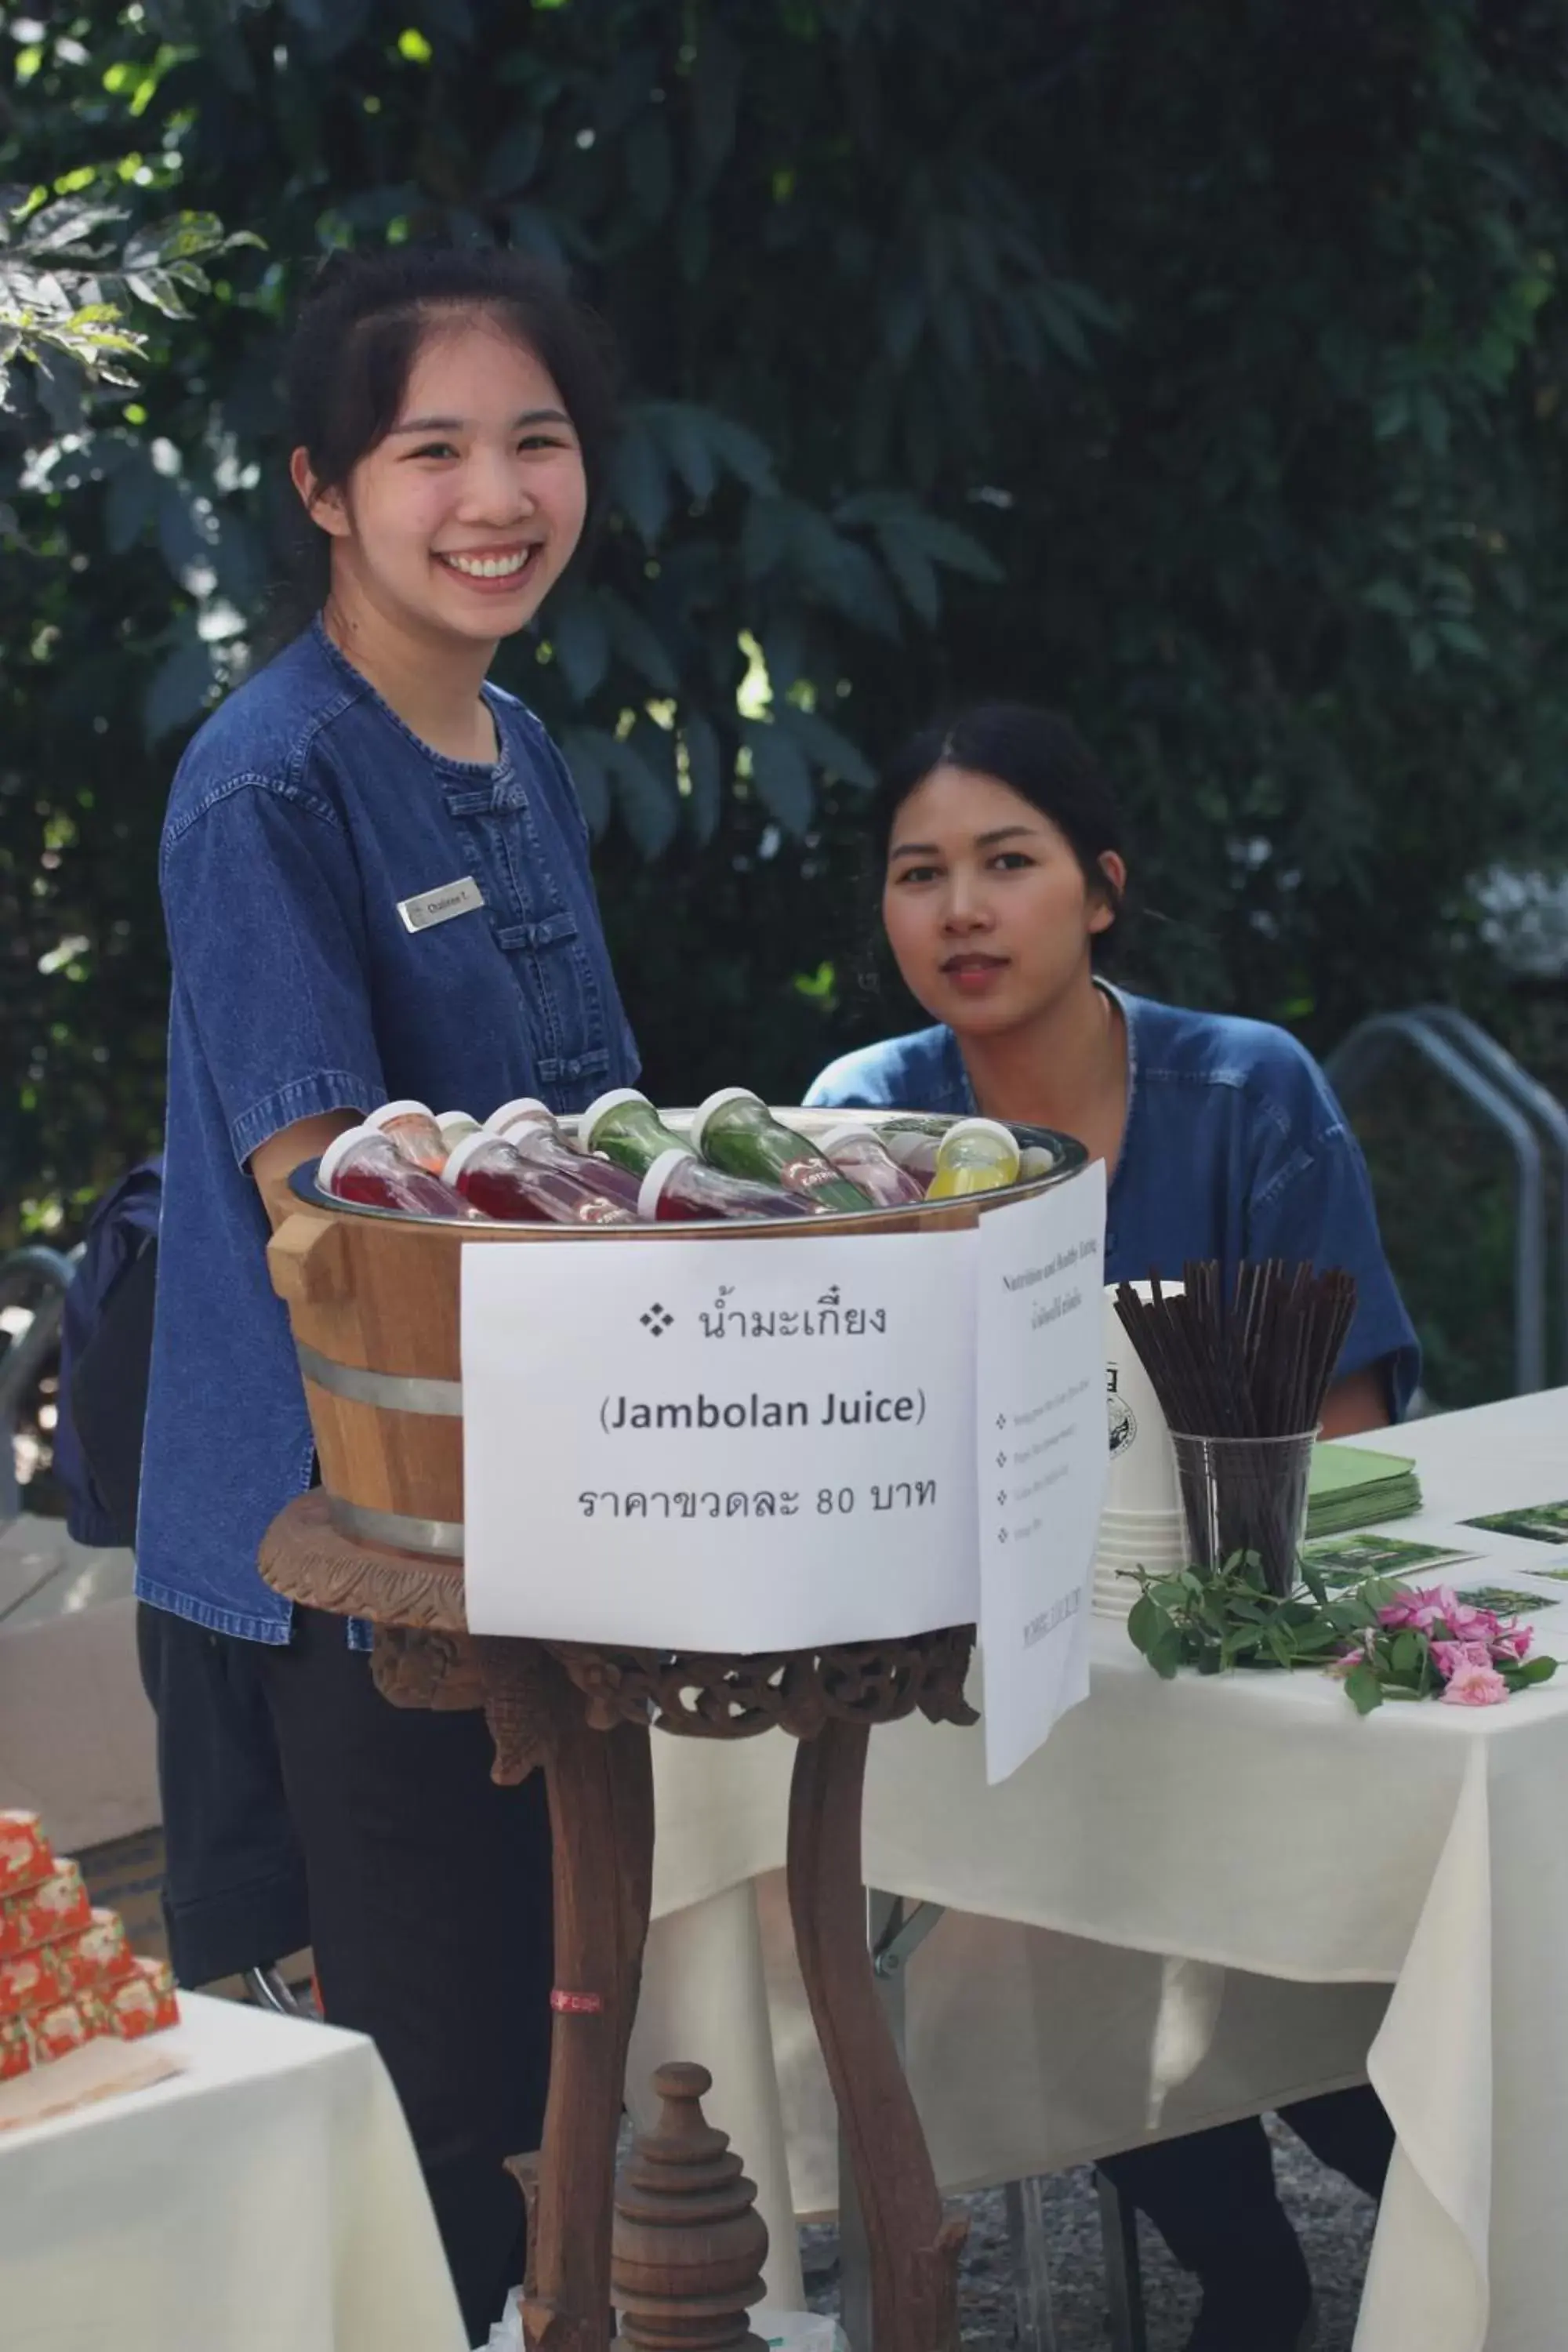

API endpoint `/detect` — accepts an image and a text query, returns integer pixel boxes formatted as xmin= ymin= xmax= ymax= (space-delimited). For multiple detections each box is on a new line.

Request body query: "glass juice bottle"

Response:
xmin=362 ymin=1100 xmax=448 ymax=1174
xmin=443 ymin=1131 xmax=639 ymax=1227
xmin=637 ymin=1149 xmax=813 ymax=1224
xmin=689 ymin=1089 xmax=872 ymax=1214
xmin=318 ymin=1127 xmax=488 ymax=1218
xmin=580 ymin=1088 xmax=694 ymax=1176
xmin=926 ymin=1117 xmax=1022 ymax=1200
xmin=815 ymin=1124 xmax=927 ymax=1207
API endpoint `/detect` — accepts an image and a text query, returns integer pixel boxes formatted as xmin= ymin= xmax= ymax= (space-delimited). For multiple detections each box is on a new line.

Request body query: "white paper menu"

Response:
xmin=975 ymin=1162 xmax=1109 ymax=1782
xmin=462 ymin=1227 xmax=980 ymax=1653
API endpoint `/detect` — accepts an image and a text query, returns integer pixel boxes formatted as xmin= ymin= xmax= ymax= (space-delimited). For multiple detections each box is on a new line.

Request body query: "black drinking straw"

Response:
xmin=1114 ymin=1260 xmax=1362 ymax=1593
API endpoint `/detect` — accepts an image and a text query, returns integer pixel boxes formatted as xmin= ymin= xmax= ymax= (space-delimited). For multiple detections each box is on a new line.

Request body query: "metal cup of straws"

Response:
xmin=1168 ymin=1427 xmax=1319 ymax=1598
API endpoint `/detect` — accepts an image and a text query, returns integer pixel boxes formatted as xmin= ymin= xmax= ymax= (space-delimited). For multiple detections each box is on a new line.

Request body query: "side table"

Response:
xmin=260 ymin=1489 xmax=975 ymax=2352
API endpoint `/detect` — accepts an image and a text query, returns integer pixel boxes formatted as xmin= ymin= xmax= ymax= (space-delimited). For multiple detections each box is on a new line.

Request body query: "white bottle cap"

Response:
xmin=637 ymin=1148 xmax=692 ymax=1222
xmin=688 ymin=1086 xmax=764 ymax=1153
xmin=434 ymin=1108 xmax=476 ymax=1131
xmin=364 ymin=1099 xmax=437 ymax=1133
xmin=441 ymin=1130 xmax=503 ymax=1189
xmin=482 ymin=1096 xmax=556 ymax=1138
xmin=579 ymin=1086 xmax=654 ymax=1149
xmin=316 ymin=1125 xmax=378 ymax=1192
xmin=815 ymin=1122 xmax=881 ymax=1156
xmin=941 ymin=1116 xmax=1019 ymax=1155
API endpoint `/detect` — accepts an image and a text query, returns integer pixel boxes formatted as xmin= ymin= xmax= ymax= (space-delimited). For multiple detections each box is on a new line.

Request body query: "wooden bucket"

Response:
xmin=266 ymin=1108 xmax=1083 ymax=1562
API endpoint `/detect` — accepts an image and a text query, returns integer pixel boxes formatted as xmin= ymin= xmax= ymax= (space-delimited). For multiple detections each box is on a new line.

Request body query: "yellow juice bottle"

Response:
xmin=927 ymin=1117 xmax=1022 ymax=1199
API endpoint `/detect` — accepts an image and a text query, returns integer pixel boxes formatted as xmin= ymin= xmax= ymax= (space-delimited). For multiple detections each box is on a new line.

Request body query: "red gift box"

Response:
xmin=0 ymin=1863 xmax=93 ymax=1960
xmin=103 ymin=1958 xmax=179 ymax=2042
xmin=0 ymin=2013 xmax=33 ymax=2083
xmin=0 ymin=1944 xmax=66 ymax=2020
xmin=50 ymin=1911 xmax=136 ymax=1998
xmin=0 ymin=1812 xmax=53 ymax=1898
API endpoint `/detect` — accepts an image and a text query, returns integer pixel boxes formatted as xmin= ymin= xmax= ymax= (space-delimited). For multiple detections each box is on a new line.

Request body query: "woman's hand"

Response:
xmin=250 ymin=1112 xmax=361 ymax=1232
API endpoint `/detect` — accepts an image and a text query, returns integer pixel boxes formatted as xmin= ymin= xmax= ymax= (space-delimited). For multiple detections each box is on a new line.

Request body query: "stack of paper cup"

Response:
xmin=1095 ymin=1283 xmax=1185 ymax=1620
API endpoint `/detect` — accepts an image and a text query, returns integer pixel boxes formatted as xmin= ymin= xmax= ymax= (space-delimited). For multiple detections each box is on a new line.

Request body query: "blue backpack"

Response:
xmin=55 ymin=1157 xmax=162 ymax=1547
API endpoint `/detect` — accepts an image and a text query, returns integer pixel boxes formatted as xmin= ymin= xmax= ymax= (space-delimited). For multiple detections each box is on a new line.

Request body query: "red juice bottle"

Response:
xmin=486 ymin=1106 xmax=648 ymax=1214
xmin=317 ymin=1128 xmax=489 ymax=1220
xmin=443 ymin=1132 xmax=639 ymax=1227
xmin=637 ymin=1149 xmax=815 ymax=1224
xmin=362 ymin=1100 xmax=448 ymax=1174
xmin=815 ymin=1123 xmax=927 ymax=1207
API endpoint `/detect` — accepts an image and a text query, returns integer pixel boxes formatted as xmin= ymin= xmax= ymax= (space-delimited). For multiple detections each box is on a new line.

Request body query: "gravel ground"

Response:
xmin=800 ymin=2117 xmax=1378 ymax=2349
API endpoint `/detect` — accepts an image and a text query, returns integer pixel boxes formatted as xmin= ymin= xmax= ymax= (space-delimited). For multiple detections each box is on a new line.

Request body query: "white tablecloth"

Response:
xmin=2 ymin=1991 xmax=466 ymax=2352
xmin=631 ymin=1388 xmax=1568 ymax=2351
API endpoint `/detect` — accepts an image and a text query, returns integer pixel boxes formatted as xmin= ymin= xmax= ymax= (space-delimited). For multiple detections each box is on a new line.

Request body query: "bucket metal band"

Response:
xmin=296 ymin=1341 xmax=463 ymax=1418
xmin=327 ymin=1494 xmax=466 ymax=1560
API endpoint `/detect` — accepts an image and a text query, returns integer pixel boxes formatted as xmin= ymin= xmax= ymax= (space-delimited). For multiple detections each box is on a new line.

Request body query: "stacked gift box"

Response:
xmin=0 ymin=1810 xmax=177 ymax=2085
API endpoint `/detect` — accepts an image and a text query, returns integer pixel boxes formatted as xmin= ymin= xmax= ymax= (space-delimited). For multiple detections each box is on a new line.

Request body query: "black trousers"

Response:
xmin=136 ymin=1602 xmax=310 ymax=1987
xmin=255 ymin=1605 xmax=554 ymax=2347
xmin=1098 ymin=2086 xmax=1394 ymax=2336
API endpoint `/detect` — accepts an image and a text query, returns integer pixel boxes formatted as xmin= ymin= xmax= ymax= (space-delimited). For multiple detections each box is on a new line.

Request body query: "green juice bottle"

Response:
xmin=580 ymin=1088 xmax=695 ymax=1176
xmin=689 ymin=1088 xmax=873 ymax=1214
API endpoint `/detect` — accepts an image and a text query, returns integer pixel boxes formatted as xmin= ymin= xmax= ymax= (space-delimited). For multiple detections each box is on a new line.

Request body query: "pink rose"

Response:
xmin=1432 ymin=1639 xmax=1494 ymax=1681
xmin=1444 ymin=1602 xmax=1501 ymax=1644
xmin=1440 ymin=1662 xmax=1509 ymax=1708
xmin=1380 ymin=1592 xmax=1443 ymax=1632
xmin=1494 ymin=1624 xmax=1533 ymax=1664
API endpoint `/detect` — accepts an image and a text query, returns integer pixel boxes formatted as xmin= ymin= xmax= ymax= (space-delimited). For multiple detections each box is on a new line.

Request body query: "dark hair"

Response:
xmin=871 ymin=702 xmax=1128 ymax=943
xmin=279 ymin=242 xmax=618 ymax=610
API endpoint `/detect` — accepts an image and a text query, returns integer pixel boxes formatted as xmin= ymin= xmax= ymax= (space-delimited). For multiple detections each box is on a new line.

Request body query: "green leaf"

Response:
xmin=1343 ymin=1662 xmax=1385 ymax=1716
xmin=143 ymin=632 xmax=216 ymax=742
xmin=745 ymin=720 xmax=815 ymax=835
xmin=691 ymin=24 xmax=742 ymax=194
xmin=681 ymin=712 xmax=724 ymax=845
xmin=483 ymin=120 xmax=544 ymax=198
xmin=609 ymin=726 xmax=679 ymax=858
xmin=626 ymin=115 xmax=673 ymax=224
xmin=551 ymin=597 xmax=610 ymax=702
xmin=1126 ymin=1594 xmax=1161 ymax=1656
xmin=557 ymin=726 xmax=613 ymax=834
xmin=652 ymin=405 xmax=718 ymax=503
xmin=771 ymin=702 xmax=876 ymax=790
xmin=1390 ymin=1629 xmax=1424 ymax=1676
xmin=610 ymin=420 xmax=670 ymax=546
xmin=601 ymin=590 xmax=679 ymax=692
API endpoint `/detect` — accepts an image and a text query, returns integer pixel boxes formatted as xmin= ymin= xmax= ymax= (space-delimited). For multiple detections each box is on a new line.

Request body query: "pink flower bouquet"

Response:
xmin=1335 ymin=1584 xmax=1557 ymax=1715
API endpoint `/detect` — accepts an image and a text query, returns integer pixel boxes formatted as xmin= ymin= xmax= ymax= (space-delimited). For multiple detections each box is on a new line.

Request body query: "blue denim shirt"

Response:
xmin=138 ymin=619 xmax=638 ymax=1643
xmin=807 ymin=986 xmax=1420 ymax=1415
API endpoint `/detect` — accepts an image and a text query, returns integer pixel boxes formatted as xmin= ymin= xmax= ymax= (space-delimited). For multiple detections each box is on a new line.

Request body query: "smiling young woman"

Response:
xmin=135 ymin=247 xmax=637 ymax=2346
xmin=808 ymin=705 xmax=1414 ymax=2350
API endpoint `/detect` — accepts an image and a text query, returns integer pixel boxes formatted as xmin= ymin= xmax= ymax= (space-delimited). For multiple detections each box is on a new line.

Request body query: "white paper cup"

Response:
xmin=1092 ymin=1564 xmax=1139 ymax=1621
xmin=1103 ymin=1285 xmax=1181 ymax=1516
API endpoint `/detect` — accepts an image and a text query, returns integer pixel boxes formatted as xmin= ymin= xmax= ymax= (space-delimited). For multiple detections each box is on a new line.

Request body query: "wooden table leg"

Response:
xmin=524 ymin=1650 xmax=655 ymax=2352
xmin=786 ymin=1719 xmax=964 ymax=2351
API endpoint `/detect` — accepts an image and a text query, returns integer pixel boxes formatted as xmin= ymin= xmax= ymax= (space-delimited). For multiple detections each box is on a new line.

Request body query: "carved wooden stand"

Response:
xmin=260 ymin=1491 xmax=975 ymax=2352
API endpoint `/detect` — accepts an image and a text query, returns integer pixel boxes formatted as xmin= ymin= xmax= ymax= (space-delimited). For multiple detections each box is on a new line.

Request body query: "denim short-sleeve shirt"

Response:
xmin=137 ymin=619 xmax=638 ymax=1642
xmin=806 ymin=985 xmax=1420 ymax=1416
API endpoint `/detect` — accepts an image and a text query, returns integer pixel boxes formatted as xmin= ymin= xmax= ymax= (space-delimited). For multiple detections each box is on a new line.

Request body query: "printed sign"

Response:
xmin=462 ymin=1229 xmax=981 ymax=1651
xmin=975 ymin=1164 xmax=1109 ymax=1783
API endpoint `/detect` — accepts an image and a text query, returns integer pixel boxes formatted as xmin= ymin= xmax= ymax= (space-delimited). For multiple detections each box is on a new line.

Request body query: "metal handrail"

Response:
xmin=0 ymin=1246 xmax=77 ymax=1526
xmin=1412 ymin=1005 xmax=1568 ymax=1381
xmin=1327 ymin=1012 xmax=1550 ymax=1396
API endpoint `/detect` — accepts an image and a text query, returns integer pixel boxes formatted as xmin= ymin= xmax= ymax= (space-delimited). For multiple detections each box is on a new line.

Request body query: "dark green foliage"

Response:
xmin=5 ymin=0 xmax=1568 ymax=1428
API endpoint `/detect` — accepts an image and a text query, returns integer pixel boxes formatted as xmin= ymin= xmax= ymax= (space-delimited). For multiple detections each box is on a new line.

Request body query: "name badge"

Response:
xmin=397 ymin=876 xmax=486 ymax=934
